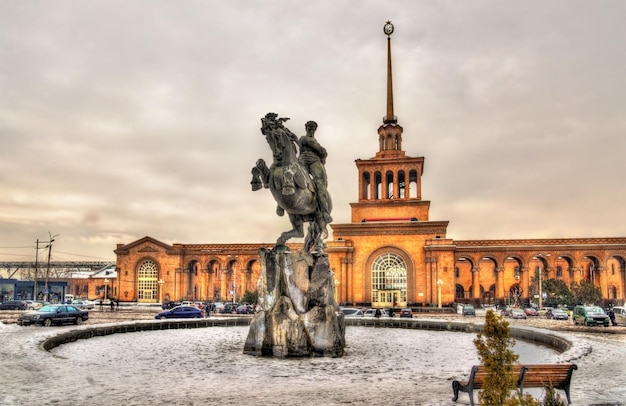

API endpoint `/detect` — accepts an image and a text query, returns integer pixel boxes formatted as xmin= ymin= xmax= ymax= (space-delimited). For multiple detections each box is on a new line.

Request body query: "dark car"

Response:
xmin=17 ymin=304 xmax=89 ymax=327
xmin=236 ymin=304 xmax=254 ymax=314
xmin=0 ymin=300 xmax=28 ymax=310
xmin=546 ymin=308 xmax=569 ymax=320
xmin=462 ymin=304 xmax=476 ymax=316
xmin=155 ymin=305 xmax=204 ymax=320
xmin=399 ymin=308 xmax=413 ymax=318
xmin=161 ymin=301 xmax=181 ymax=309
xmin=221 ymin=303 xmax=238 ymax=314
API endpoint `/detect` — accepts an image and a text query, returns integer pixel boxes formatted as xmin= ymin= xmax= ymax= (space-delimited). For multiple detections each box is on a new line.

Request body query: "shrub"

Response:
xmin=473 ymin=310 xmax=540 ymax=406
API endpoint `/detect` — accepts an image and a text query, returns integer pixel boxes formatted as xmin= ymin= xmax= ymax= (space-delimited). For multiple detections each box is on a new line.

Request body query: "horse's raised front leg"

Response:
xmin=276 ymin=213 xmax=304 ymax=247
xmin=250 ymin=159 xmax=270 ymax=191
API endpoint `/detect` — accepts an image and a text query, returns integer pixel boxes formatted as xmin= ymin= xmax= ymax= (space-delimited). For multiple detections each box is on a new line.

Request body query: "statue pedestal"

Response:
xmin=243 ymin=248 xmax=345 ymax=358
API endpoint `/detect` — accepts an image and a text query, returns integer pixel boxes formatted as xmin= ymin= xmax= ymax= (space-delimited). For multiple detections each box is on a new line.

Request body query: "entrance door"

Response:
xmin=378 ymin=290 xmax=404 ymax=307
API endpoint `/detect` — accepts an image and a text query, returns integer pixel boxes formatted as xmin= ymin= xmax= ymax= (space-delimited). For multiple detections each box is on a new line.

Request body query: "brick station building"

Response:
xmin=113 ymin=26 xmax=626 ymax=308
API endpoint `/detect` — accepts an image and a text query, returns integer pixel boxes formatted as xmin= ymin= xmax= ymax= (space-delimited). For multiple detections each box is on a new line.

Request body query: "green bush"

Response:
xmin=474 ymin=310 xmax=540 ymax=405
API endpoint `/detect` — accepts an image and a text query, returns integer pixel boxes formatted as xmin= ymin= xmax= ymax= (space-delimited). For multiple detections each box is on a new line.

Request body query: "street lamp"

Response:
xmin=228 ymin=255 xmax=239 ymax=304
xmin=157 ymin=279 xmax=165 ymax=303
xmin=232 ymin=265 xmax=237 ymax=305
xmin=436 ymin=279 xmax=443 ymax=308
xmin=535 ymin=254 xmax=550 ymax=310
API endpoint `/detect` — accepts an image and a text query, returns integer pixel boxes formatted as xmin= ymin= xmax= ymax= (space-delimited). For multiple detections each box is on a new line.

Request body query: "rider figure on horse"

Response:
xmin=299 ymin=121 xmax=333 ymax=223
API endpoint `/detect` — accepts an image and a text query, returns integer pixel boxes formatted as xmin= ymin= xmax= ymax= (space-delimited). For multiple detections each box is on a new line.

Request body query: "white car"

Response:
xmin=71 ymin=299 xmax=95 ymax=310
xmin=340 ymin=307 xmax=363 ymax=317
xmin=363 ymin=308 xmax=387 ymax=318
xmin=24 ymin=300 xmax=44 ymax=310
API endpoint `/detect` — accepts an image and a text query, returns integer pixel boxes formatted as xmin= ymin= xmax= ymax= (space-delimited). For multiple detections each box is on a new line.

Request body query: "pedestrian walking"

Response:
xmin=608 ymin=307 xmax=617 ymax=326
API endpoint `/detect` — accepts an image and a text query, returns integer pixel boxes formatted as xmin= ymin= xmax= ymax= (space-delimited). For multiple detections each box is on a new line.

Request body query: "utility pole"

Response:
xmin=44 ymin=232 xmax=59 ymax=302
xmin=34 ymin=239 xmax=39 ymax=300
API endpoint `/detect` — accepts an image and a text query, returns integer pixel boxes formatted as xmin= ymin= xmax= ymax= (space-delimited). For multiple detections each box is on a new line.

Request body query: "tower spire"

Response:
xmin=383 ymin=21 xmax=396 ymax=124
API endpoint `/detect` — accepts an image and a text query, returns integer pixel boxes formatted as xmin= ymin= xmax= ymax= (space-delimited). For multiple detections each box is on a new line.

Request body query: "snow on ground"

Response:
xmin=0 ymin=316 xmax=624 ymax=406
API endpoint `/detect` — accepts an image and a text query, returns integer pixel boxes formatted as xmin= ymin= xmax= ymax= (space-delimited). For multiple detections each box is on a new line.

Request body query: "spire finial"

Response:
xmin=383 ymin=21 xmax=396 ymax=124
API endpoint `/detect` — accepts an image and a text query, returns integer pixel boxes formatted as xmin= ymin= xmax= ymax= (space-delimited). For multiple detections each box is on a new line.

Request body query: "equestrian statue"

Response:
xmin=251 ymin=112 xmax=333 ymax=254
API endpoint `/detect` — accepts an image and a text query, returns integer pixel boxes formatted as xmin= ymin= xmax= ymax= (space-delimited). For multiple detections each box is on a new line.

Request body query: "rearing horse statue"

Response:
xmin=251 ymin=112 xmax=332 ymax=254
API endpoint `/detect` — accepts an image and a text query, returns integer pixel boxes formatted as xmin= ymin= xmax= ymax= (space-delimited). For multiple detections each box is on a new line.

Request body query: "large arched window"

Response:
xmin=137 ymin=260 xmax=159 ymax=302
xmin=371 ymin=253 xmax=407 ymax=306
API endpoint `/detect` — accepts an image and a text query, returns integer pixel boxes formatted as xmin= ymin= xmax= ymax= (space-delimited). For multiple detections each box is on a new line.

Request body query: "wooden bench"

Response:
xmin=452 ymin=365 xmax=524 ymax=406
xmin=452 ymin=363 xmax=577 ymax=406
xmin=519 ymin=364 xmax=577 ymax=405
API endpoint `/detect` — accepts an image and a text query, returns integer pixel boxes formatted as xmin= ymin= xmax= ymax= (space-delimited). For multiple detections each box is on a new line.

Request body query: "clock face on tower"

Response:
xmin=384 ymin=21 xmax=394 ymax=36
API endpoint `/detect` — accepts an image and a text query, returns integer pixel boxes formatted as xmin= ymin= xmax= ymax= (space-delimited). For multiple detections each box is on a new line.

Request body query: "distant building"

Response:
xmin=113 ymin=24 xmax=626 ymax=307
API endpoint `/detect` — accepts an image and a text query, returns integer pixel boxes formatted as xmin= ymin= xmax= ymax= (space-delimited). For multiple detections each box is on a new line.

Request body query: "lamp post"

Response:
xmin=157 ymin=279 xmax=165 ymax=303
xmin=104 ymin=278 xmax=109 ymax=303
xmin=232 ymin=265 xmax=237 ymax=305
xmin=436 ymin=279 xmax=443 ymax=308
xmin=535 ymin=254 xmax=550 ymax=310
xmin=228 ymin=255 xmax=238 ymax=304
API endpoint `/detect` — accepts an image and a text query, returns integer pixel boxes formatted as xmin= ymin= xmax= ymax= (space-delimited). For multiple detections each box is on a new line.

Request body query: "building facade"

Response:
xmin=113 ymin=24 xmax=626 ymax=307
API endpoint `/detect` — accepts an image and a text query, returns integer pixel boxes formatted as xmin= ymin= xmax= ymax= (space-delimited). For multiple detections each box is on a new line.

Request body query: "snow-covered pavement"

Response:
xmin=0 ymin=315 xmax=624 ymax=406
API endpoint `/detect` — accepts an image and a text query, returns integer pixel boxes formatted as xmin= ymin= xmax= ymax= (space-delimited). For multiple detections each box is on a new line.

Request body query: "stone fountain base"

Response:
xmin=243 ymin=248 xmax=345 ymax=358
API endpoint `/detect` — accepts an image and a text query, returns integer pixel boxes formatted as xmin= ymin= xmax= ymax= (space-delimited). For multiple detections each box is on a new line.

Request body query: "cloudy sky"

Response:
xmin=1 ymin=1 xmax=625 ymax=262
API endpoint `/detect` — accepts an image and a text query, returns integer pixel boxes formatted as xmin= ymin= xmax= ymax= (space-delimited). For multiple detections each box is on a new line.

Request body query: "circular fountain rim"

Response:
xmin=38 ymin=316 xmax=589 ymax=362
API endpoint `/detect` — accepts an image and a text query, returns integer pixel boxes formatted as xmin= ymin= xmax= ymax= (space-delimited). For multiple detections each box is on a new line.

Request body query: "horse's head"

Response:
xmin=261 ymin=113 xmax=298 ymax=166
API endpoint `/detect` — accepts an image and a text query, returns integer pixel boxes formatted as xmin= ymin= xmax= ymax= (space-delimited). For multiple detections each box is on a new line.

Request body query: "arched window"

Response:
xmin=361 ymin=171 xmax=371 ymax=200
xmin=386 ymin=171 xmax=394 ymax=198
xmin=137 ymin=260 xmax=159 ymax=302
xmin=409 ymin=169 xmax=418 ymax=198
xmin=371 ymin=253 xmax=407 ymax=306
xmin=374 ymin=172 xmax=382 ymax=199
xmin=398 ymin=170 xmax=406 ymax=198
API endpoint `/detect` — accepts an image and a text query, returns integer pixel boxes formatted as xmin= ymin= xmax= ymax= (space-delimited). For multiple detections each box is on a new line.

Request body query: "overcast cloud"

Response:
xmin=1 ymin=1 xmax=625 ymax=262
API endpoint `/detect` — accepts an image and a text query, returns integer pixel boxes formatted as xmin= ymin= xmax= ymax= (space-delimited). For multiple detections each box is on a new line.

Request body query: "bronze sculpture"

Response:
xmin=251 ymin=112 xmax=332 ymax=254
xmin=246 ymin=113 xmax=344 ymax=358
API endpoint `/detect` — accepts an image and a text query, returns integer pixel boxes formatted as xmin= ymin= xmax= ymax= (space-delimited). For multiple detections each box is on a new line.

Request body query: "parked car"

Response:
xmin=340 ymin=307 xmax=363 ymax=317
xmin=161 ymin=301 xmax=181 ymax=309
xmin=546 ymin=308 xmax=569 ymax=320
xmin=0 ymin=300 xmax=28 ymax=310
xmin=236 ymin=304 xmax=254 ymax=314
xmin=155 ymin=305 xmax=204 ymax=320
xmin=501 ymin=307 xmax=514 ymax=317
xmin=212 ymin=302 xmax=226 ymax=313
xmin=510 ymin=308 xmax=527 ymax=319
xmin=221 ymin=303 xmax=238 ymax=314
xmin=17 ymin=304 xmax=89 ymax=327
xmin=71 ymin=299 xmax=95 ymax=310
xmin=572 ymin=305 xmax=609 ymax=327
xmin=363 ymin=308 xmax=387 ymax=318
xmin=24 ymin=300 xmax=44 ymax=310
xmin=523 ymin=307 xmax=538 ymax=316
xmin=462 ymin=304 xmax=476 ymax=316
xmin=399 ymin=308 xmax=413 ymax=318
